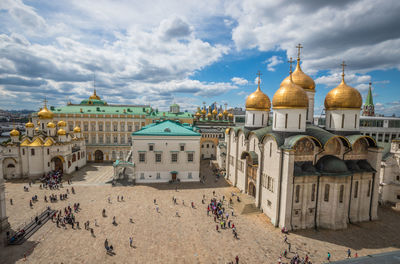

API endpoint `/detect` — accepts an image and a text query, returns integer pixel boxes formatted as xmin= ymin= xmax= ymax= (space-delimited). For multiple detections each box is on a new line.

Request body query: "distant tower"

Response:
xmin=362 ymin=82 xmax=375 ymax=116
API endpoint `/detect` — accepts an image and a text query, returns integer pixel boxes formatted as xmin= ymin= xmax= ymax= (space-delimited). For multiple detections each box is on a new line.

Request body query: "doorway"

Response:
xmin=94 ymin=150 xmax=104 ymax=163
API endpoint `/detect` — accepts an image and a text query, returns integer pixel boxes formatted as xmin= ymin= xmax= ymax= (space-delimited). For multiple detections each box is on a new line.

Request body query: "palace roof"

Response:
xmin=132 ymin=120 xmax=200 ymax=137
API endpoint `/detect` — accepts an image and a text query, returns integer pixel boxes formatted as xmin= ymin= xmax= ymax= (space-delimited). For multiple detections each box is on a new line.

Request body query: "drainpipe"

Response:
xmin=369 ymin=172 xmax=375 ymax=221
xmin=275 ymin=149 xmax=284 ymax=227
xmin=313 ymin=148 xmax=324 ymax=230
xmin=290 ymin=170 xmax=295 ymax=231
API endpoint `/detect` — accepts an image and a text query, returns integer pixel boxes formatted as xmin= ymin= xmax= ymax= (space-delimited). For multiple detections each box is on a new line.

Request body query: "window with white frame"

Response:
xmin=155 ymin=153 xmax=162 ymax=162
xmin=187 ymin=153 xmax=194 ymax=162
xmin=171 ymin=153 xmax=178 ymax=162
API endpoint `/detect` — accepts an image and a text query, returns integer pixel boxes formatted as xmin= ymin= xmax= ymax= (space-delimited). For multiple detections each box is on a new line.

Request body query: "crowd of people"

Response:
xmin=40 ymin=170 xmax=63 ymax=189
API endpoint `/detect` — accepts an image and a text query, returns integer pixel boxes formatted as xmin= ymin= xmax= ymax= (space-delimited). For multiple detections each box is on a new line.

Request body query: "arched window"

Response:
xmin=262 ymin=114 xmax=264 ymax=125
xmin=298 ymin=114 xmax=301 ymax=129
xmin=295 ymin=185 xmax=300 ymax=203
xmin=274 ymin=113 xmax=277 ymax=128
xmin=354 ymin=114 xmax=357 ymax=128
xmin=339 ymin=185 xmax=344 ymax=203
xmin=324 ymin=184 xmax=330 ymax=202
xmin=329 ymin=114 xmax=332 ymax=128
xmin=252 ymin=113 xmax=255 ymax=125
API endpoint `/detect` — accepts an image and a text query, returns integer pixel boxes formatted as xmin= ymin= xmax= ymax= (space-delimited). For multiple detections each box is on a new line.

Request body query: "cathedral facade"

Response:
xmin=1 ymin=102 xmax=86 ymax=179
xmin=222 ymin=49 xmax=382 ymax=230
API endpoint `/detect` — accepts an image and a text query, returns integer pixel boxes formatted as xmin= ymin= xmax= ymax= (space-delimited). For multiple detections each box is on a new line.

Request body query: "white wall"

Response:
xmin=245 ymin=110 xmax=269 ymax=128
xmin=306 ymin=91 xmax=315 ymax=123
xmin=273 ymin=108 xmax=307 ymax=132
xmin=325 ymin=109 xmax=360 ymax=132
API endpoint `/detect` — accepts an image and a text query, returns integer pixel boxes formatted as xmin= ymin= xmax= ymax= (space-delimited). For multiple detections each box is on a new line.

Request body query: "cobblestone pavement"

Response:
xmin=1 ymin=161 xmax=400 ymax=263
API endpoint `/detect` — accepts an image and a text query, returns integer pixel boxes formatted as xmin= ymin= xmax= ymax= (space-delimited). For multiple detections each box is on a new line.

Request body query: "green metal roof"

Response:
xmin=365 ymin=84 xmax=374 ymax=106
xmin=132 ymin=120 xmax=200 ymax=136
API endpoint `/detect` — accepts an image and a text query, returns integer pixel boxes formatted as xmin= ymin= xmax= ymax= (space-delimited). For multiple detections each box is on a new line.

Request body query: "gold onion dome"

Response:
xmin=195 ymin=112 xmax=201 ymax=117
xmin=10 ymin=129 xmax=20 ymax=137
xmin=281 ymin=58 xmax=315 ymax=92
xmin=47 ymin=122 xmax=56 ymax=128
xmin=57 ymin=128 xmax=66 ymax=135
xmin=324 ymin=78 xmax=362 ymax=110
xmin=25 ymin=121 xmax=34 ymax=128
xmin=212 ymin=108 xmax=218 ymax=115
xmin=223 ymin=109 xmax=228 ymax=115
xmin=245 ymin=75 xmax=271 ymax=111
xmin=218 ymin=112 xmax=223 ymax=117
xmin=73 ymin=126 xmax=81 ymax=133
xmin=228 ymin=113 xmax=233 ymax=118
xmin=201 ymin=108 xmax=206 ymax=115
xmin=35 ymin=127 xmax=39 ymax=132
xmin=207 ymin=112 xmax=212 ymax=117
xmin=89 ymin=89 xmax=101 ymax=100
xmin=57 ymin=120 xmax=67 ymax=127
xmin=38 ymin=105 xmax=54 ymax=119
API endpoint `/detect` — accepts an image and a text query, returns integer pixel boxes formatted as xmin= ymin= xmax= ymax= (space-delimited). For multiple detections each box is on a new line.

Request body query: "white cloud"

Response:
xmin=231 ymin=77 xmax=248 ymax=85
xmin=265 ymin=56 xmax=283 ymax=72
xmin=227 ymin=0 xmax=400 ymax=73
xmin=237 ymin=91 xmax=248 ymax=96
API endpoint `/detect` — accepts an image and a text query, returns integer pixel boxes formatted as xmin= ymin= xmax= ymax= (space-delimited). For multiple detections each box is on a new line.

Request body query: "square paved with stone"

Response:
xmin=1 ymin=162 xmax=400 ymax=263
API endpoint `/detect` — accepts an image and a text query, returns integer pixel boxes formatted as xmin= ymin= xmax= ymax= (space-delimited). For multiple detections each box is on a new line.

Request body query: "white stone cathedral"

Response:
xmin=1 ymin=101 xmax=86 ymax=179
xmin=222 ymin=48 xmax=382 ymax=230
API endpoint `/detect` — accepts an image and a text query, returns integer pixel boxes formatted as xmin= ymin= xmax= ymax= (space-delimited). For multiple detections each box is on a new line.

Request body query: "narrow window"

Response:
xmin=354 ymin=114 xmax=357 ymax=128
xmin=295 ymin=185 xmax=300 ymax=203
xmin=262 ymin=114 xmax=264 ymax=126
xmin=180 ymin=145 xmax=185 ymax=151
xmin=306 ymin=108 xmax=309 ymax=120
xmin=324 ymin=184 xmax=330 ymax=202
xmin=274 ymin=113 xmax=277 ymax=128
xmin=298 ymin=114 xmax=301 ymax=129
xmin=252 ymin=113 xmax=255 ymax=125
xmin=329 ymin=114 xmax=332 ymax=128
xmin=367 ymin=180 xmax=371 ymax=197
xmin=31 ymin=149 xmax=35 ymax=156
xmin=22 ymin=149 xmax=25 ymax=155
xmin=339 ymin=185 xmax=344 ymax=203
xmin=149 ymin=145 xmax=154 ymax=151
xmin=311 ymin=184 xmax=316 ymax=202
xmin=139 ymin=153 xmax=146 ymax=162
xmin=354 ymin=181 xmax=359 ymax=198
xmin=269 ymin=142 xmax=272 ymax=157
xmin=47 ymin=149 xmax=49 ymax=155
xmin=341 ymin=114 xmax=345 ymax=128
xmin=285 ymin=113 xmax=288 ymax=129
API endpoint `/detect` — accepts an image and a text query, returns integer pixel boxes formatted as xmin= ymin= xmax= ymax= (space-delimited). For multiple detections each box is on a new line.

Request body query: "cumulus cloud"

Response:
xmin=0 ymin=1 xmax=233 ymax=110
xmin=227 ymin=0 xmax=400 ymax=73
xmin=231 ymin=77 xmax=248 ymax=85
xmin=265 ymin=56 xmax=283 ymax=72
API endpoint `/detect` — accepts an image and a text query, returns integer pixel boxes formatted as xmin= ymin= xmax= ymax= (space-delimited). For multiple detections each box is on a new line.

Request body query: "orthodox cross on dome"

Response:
xmin=43 ymin=97 xmax=48 ymax=108
xmin=288 ymin=57 xmax=294 ymax=73
xmin=341 ymin=61 xmax=347 ymax=80
xmin=256 ymin=70 xmax=262 ymax=89
xmin=296 ymin=43 xmax=303 ymax=60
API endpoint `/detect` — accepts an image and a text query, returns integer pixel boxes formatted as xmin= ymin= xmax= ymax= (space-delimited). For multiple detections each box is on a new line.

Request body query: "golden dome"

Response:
xmin=201 ymin=108 xmax=206 ymax=115
xmin=281 ymin=59 xmax=315 ymax=91
xmin=245 ymin=80 xmax=271 ymax=111
xmin=195 ymin=112 xmax=201 ymax=118
xmin=57 ymin=128 xmax=66 ymax=135
xmin=207 ymin=112 xmax=212 ymax=117
xmin=10 ymin=129 xmax=20 ymax=137
xmin=38 ymin=106 xmax=54 ymax=119
xmin=212 ymin=108 xmax=218 ymax=115
xmin=35 ymin=127 xmax=39 ymax=132
xmin=218 ymin=112 xmax=223 ymax=117
xmin=273 ymin=78 xmax=308 ymax=109
xmin=25 ymin=121 xmax=34 ymax=128
xmin=225 ymin=128 xmax=230 ymax=134
xmin=324 ymin=79 xmax=362 ymax=110
xmin=47 ymin=122 xmax=56 ymax=128
xmin=228 ymin=113 xmax=234 ymax=118
xmin=73 ymin=126 xmax=81 ymax=133
xmin=57 ymin=120 xmax=67 ymax=127
xmin=223 ymin=109 xmax=228 ymax=116
xmin=89 ymin=89 xmax=101 ymax=100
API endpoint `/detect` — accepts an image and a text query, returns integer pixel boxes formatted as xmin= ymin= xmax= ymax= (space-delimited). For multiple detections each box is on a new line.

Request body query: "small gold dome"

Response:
xmin=207 ymin=112 xmax=212 ymax=117
xmin=57 ymin=120 xmax=67 ymax=127
xmin=89 ymin=89 xmax=101 ymax=100
xmin=324 ymin=79 xmax=362 ymax=110
xmin=47 ymin=122 xmax=56 ymax=128
xmin=212 ymin=108 xmax=218 ymax=115
xmin=35 ymin=127 xmax=39 ymax=132
xmin=73 ymin=126 xmax=81 ymax=133
xmin=245 ymin=83 xmax=271 ymax=111
xmin=25 ymin=121 xmax=34 ymax=128
xmin=223 ymin=109 xmax=228 ymax=116
xmin=225 ymin=128 xmax=230 ymax=134
xmin=195 ymin=112 xmax=201 ymax=118
xmin=281 ymin=59 xmax=315 ymax=92
xmin=38 ymin=106 xmax=54 ymax=119
xmin=57 ymin=128 xmax=66 ymax=135
xmin=273 ymin=78 xmax=308 ymax=109
xmin=10 ymin=129 xmax=20 ymax=137
xmin=201 ymin=108 xmax=206 ymax=115
xmin=228 ymin=113 xmax=234 ymax=118
xmin=218 ymin=112 xmax=223 ymax=117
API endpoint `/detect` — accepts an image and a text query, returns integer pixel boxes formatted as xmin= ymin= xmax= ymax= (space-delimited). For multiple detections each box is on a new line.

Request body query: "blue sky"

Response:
xmin=0 ymin=0 xmax=399 ymax=116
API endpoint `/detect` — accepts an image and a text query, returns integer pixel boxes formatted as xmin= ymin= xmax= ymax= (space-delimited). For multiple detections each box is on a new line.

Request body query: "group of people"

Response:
xmin=207 ymin=192 xmax=238 ymax=239
xmin=53 ymin=204 xmax=80 ymax=229
xmin=40 ymin=170 xmax=63 ymax=189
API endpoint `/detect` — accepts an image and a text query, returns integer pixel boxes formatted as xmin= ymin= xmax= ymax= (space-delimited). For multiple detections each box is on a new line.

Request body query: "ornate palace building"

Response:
xmin=1 ymin=101 xmax=86 ymax=179
xmin=31 ymin=91 xmax=193 ymax=163
xmin=221 ymin=45 xmax=382 ymax=230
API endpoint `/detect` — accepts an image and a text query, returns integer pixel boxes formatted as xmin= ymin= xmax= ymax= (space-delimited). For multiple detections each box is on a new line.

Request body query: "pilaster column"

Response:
xmin=256 ymin=143 xmax=264 ymax=208
xmin=0 ymin=154 xmax=10 ymax=232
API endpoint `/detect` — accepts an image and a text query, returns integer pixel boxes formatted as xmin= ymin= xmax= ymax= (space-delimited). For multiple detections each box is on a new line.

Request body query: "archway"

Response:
xmin=95 ymin=150 xmax=104 ymax=163
xmin=3 ymin=158 xmax=17 ymax=179
xmin=6 ymin=164 xmax=16 ymax=179
xmin=51 ymin=157 xmax=63 ymax=172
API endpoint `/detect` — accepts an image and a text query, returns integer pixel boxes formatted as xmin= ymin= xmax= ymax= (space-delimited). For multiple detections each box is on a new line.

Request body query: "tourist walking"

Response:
xmin=327 ymin=252 xmax=331 ymax=262
xmin=129 ymin=237 xmax=133 ymax=247
xmin=347 ymin=248 xmax=351 ymax=258
xmin=235 ymin=255 xmax=239 ymax=264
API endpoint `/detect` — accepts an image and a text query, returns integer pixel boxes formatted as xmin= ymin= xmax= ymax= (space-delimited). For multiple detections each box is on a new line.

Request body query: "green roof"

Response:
xmin=132 ymin=120 xmax=200 ymax=136
xmin=365 ymin=84 xmax=374 ymax=106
